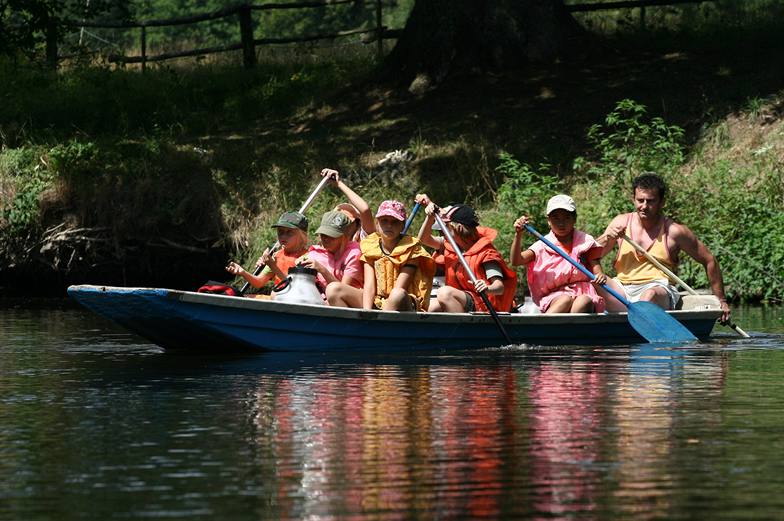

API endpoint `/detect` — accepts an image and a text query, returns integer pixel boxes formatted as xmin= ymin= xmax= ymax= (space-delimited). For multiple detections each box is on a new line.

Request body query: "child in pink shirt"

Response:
xmin=296 ymin=210 xmax=363 ymax=303
xmin=511 ymin=195 xmax=607 ymax=313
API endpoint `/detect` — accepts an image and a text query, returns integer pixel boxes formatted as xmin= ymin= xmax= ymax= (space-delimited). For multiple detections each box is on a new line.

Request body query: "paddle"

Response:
xmin=523 ymin=224 xmax=697 ymax=343
xmin=433 ymin=212 xmax=513 ymax=345
xmin=239 ymin=175 xmax=331 ymax=294
xmin=402 ymin=202 xmax=421 ymax=235
xmin=622 ymin=234 xmax=750 ymax=338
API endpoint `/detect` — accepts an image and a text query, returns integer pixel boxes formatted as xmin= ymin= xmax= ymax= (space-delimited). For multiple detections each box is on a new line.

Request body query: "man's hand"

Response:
xmin=719 ymin=300 xmax=731 ymax=324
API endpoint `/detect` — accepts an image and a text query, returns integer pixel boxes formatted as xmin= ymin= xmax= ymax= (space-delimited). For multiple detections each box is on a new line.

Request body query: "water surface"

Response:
xmin=1 ymin=304 xmax=783 ymax=520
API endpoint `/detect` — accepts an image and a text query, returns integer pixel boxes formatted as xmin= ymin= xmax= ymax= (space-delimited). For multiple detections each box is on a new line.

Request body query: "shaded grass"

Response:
xmin=2 ymin=11 xmax=784 ymax=298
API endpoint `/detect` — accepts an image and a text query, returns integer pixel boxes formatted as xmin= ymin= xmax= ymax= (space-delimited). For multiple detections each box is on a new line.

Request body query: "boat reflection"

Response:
xmin=244 ymin=346 xmax=729 ymax=519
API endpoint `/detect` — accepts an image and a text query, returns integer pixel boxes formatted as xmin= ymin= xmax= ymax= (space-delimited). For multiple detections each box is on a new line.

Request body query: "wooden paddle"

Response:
xmin=433 ymin=212 xmax=513 ymax=345
xmin=523 ymin=224 xmax=697 ymax=343
xmin=239 ymin=175 xmax=331 ymax=294
xmin=621 ymin=233 xmax=750 ymax=338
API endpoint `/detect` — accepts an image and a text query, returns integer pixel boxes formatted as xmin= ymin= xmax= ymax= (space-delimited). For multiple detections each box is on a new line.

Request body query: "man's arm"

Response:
xmin=594 ymin=214 xmax=627 ymax=258
xmin=671 ymin=223 xmax=731 ymax=322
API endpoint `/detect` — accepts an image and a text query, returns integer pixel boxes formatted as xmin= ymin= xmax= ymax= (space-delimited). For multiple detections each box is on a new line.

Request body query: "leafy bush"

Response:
xmin=568 ymin=98 xmax=784 ymax=302
xmin=0 ymin=145 xmax=53 ymax=232
xmin=573 ymin=98 xmax=685 ymax=216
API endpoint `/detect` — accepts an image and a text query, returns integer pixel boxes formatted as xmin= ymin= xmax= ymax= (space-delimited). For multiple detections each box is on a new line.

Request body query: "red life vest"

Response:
xmin=443 ymin=226 xmax=518 ymax=312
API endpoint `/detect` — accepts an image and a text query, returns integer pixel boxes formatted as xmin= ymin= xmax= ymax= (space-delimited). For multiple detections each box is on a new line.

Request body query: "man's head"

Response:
xmin=631 ymin=173 xmax=666 ymax=222
xmin=632 ymin=173 xmax=667 ymax=200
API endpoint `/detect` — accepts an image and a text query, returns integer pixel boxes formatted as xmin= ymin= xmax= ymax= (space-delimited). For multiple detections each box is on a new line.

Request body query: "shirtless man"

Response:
xmin=596 ymin=173 xmax=731 ymax=323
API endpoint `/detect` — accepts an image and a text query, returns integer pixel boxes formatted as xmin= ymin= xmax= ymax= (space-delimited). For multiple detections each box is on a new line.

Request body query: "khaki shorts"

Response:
xmin=616 ymin=278 xmax=681 ymax=309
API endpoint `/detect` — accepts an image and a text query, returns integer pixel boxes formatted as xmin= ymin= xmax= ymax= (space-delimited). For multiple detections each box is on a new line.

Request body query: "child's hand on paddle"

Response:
xmin=415 ymin=193 xmax=431 ymax=206
xmin=513 ymin=215 xmax=530 ymax=232
xmin=321 ymin=168 xmax=339 ymax=184
xmin=472 ymin=279 xmax=488 ymax=294
xmin=257 ymin=248 xmax=275 ymax=269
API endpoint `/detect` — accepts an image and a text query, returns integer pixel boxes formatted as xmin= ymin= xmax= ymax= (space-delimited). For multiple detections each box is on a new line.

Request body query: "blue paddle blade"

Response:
xmin=627 ymin=301 xmax=697 ymax=343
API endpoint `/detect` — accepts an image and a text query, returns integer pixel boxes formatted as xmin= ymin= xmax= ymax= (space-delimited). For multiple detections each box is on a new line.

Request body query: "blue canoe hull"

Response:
xmin=67 ymin=285 xmax=721 ymax=352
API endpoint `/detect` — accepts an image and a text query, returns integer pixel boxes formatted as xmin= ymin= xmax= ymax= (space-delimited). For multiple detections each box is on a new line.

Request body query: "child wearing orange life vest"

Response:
xmin=359 ymin=200 xmax=435 ymax=311
xmin=415 ymin=194 xmax=518 ymax=313
xmin=226 ymin=211 xmax=309 ymax=290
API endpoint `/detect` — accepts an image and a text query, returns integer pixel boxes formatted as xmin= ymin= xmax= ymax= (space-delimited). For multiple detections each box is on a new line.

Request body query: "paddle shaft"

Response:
xmin=240 ymin=175 xmax=331 ymax=293
xmin=524 ymin=224 xmax=631 ymax=306
xmin=622 ymin=234 xmax=750 ymax=338
xmin=402 ymin=202 xmax=421 ymax=235
xmin=434 ymin=213 xmax=513 ymax=345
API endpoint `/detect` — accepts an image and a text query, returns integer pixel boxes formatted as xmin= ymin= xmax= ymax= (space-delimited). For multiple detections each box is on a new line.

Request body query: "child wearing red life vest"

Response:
xmin=416 ymin=194 xmax=517 ymax=313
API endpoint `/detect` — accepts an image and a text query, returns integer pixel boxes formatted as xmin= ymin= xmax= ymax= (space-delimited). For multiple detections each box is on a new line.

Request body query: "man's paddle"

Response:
xmin=523 ymin=224 xmax=697 ymax=343
xmin=621 ymin=234 xmax=750 ymax=338
xmin=239 ymin=175 xmax=331 ymax=294
xmin=433 ymin=212 xmax=513 ymax=345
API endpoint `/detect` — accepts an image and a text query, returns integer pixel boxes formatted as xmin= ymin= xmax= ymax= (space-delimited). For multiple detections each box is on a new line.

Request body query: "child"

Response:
xmin=511 ymin=194 xmax=607 ymax=313
xmin=296 ymin=210 xmax=364 ymax=306
xmin=416 ymin=194 xmax=517 ymax=313
xmin=359 ymin=200 xmax=435 ymax=311
xmin=320 ymin=168 xmax=375 ymax=241
xmin=226 ymin=211 xmax=309 ymax=290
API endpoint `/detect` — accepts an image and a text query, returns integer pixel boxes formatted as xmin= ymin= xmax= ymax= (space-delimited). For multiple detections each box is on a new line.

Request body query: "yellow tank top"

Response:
xmin=614 ymin=214 xmax=677 ymax=285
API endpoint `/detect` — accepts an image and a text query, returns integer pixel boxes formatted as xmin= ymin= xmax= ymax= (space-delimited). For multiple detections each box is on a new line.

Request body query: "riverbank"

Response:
xmin=1 ymin=27 xmax=782 ymax=301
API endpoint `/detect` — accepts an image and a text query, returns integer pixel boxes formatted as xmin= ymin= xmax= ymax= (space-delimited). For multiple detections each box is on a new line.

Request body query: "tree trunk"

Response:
xmin=383 ymin=0 xmax=581 ymax=87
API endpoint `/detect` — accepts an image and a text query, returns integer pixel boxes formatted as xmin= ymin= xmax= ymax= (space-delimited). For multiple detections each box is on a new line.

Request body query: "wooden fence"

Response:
xmin=50 ymin=0 xmax=711 ymax=70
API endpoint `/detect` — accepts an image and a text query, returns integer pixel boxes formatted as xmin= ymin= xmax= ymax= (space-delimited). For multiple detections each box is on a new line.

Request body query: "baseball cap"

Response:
xmin=442 ymin=204 xmax=479 ymax=227
xmin=334 ymin=203 xmax=360 ymax=221
xmin=545 ymin=194 xmax=576 ymax=215
xmin=316 ymin=211 xmax=352 ymax=238
xmin=272 ymin=211 xmax=308 ymax=231
xmin=375 ymin=200 xmax=406 ymax=222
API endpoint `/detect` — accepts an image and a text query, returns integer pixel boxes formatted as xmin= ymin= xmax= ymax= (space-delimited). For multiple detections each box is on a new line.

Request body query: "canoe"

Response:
xmin=67 ymin=284 xmax=723 ymax=351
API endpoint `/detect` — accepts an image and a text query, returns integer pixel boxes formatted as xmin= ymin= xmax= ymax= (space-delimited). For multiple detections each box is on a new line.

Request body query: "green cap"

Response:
xmin=315 ymin=210 xmax=351 ymax=238
xmin=272 ymin=211 xmax=308 ymax=231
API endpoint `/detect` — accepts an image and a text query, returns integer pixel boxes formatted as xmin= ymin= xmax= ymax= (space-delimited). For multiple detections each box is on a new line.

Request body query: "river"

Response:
xmin=1 ymin=303 xmax=783 ymax=520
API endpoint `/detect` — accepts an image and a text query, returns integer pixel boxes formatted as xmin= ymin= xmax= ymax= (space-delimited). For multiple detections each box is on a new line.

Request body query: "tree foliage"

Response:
xmin=0 ymin=0 xmax=126 ymax=57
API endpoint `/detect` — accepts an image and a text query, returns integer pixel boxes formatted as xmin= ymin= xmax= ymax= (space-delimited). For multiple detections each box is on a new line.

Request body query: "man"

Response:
xmin=596 ymin=173 xmax=731 ymax=323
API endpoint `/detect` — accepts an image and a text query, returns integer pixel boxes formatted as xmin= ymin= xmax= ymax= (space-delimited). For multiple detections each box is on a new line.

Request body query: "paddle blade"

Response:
xmin=627 ymin=301 xmax=697 ymax=343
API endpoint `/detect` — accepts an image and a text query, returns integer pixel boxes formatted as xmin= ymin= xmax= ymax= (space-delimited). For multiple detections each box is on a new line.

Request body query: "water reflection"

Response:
xmin=1 ymin=305 xmax=784 ymax=520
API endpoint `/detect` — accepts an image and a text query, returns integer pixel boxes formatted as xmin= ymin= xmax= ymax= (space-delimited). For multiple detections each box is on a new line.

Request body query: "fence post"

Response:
xmin=140 ymin=26 xmax=147 ymax=73
xmin=45 ymin=20 xmax=59 ymax=69
xmin=375 ymin=0 xmax=383 ymax=61
xmin=239 ymin=5 xmax=257 ymax=69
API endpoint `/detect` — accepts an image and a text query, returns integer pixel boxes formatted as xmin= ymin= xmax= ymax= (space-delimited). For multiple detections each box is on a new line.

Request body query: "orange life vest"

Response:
xmin=443 ymin=226 xmax=518 ymax=312
xmin=360 ymin=233 xmax=435 ymax=312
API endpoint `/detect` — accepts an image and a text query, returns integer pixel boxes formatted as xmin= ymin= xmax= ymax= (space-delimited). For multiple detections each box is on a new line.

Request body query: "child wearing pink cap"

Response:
xmin=332 ymin=200 xmax=434 ymax=311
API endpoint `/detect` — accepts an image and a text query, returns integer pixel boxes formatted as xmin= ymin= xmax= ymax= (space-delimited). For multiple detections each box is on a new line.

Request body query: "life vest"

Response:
xmin=260 ymin=248 xmax=305 ymax=284
xmin=360 ymin=233 xmax=435 ymax=312
xmin=443 ymin=226 xmax=518 ymax=312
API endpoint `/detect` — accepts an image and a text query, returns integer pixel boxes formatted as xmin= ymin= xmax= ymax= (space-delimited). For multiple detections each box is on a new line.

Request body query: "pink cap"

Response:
xmin=375 ymin=200 xmax=406 ymax=221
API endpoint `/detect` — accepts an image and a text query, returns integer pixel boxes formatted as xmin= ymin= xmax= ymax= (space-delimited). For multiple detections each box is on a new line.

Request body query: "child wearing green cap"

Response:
xmin=226 ymin=211 xmax=310 ymax=291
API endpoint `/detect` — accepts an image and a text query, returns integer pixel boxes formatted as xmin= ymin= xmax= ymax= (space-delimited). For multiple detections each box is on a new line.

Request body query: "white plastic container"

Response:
xmin=272 ymin=266 xmax=325 ymax=306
